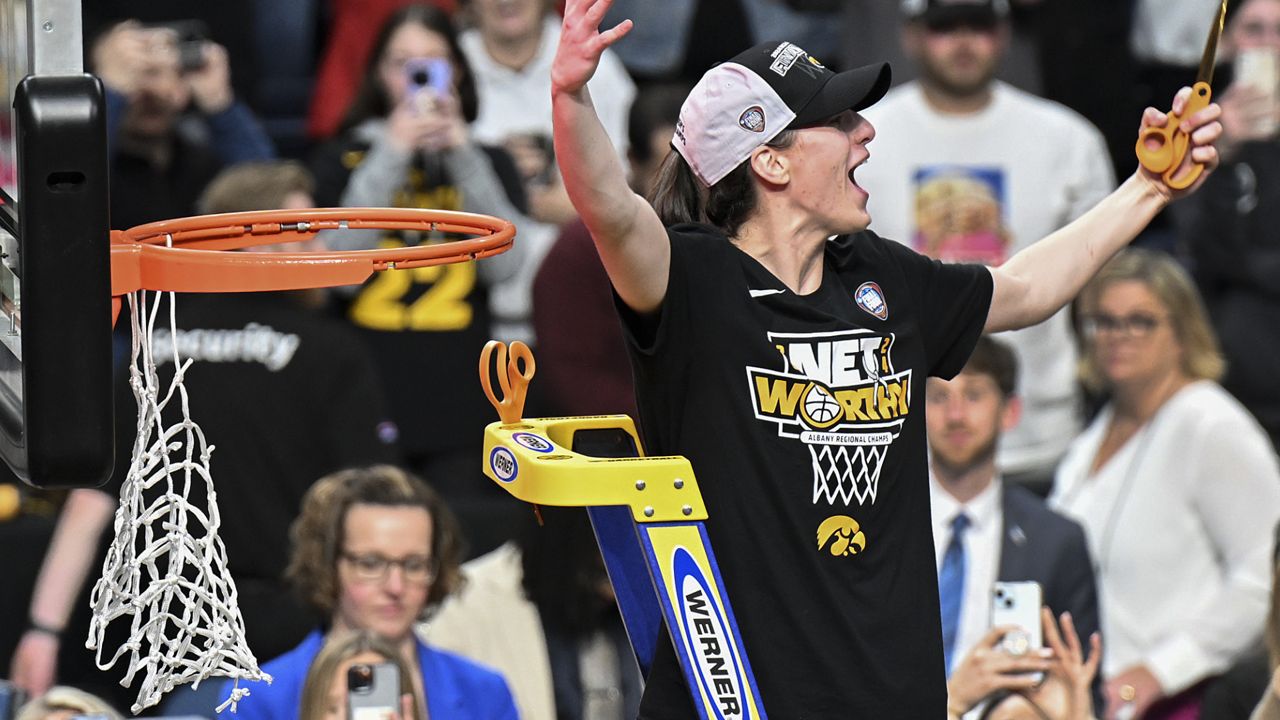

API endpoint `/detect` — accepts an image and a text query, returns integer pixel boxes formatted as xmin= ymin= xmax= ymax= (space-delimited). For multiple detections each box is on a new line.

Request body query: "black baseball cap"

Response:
xmin=673 ymin=41 xmax=891 ymax=186
xmin=902 ymin=0 xmax=1010 ymax=28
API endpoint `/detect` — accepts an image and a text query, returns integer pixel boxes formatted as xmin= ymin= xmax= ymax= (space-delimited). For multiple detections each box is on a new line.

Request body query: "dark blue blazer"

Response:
xmin=216 ymin=630 xmax=519 ymax=720
xmin=998 ymin=482 xmax=1103 ymax=711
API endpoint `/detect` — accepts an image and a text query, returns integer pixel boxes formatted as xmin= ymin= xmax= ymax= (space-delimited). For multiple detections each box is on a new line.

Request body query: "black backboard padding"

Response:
xmin=3 ymin=74 xmax=113 ymax=487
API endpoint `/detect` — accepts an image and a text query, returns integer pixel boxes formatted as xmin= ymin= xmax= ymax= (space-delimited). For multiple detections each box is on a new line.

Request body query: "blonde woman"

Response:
xmin=300 ymin=631 xmax=422 ymax=720
xmin=1052 ymin=249 xmax=1280 ymax=720
xmin=15 ymin=686 xmax=123 ymax=720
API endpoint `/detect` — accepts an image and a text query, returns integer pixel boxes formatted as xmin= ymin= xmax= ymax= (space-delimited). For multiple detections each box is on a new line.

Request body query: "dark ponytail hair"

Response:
xmin=647 ymin=130 xmax=798 ymax=237
xmin=647 ymin=151 xmax=706 ymax=228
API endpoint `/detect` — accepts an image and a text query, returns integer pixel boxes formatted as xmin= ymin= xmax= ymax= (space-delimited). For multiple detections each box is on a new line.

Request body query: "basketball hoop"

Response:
xmin=90 ymin=208 xmax=514 ymax=714
xmin=806 ymin=431 xmax=898 ymax=507
xmin=108 ymin=207 xmax=514 ymax=319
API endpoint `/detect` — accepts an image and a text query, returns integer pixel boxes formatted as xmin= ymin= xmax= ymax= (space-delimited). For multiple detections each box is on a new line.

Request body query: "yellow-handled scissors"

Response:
xmin=480 ymin=339 xmax=536 ymax=424
xmin=1135 ymin=0 xmax=1228 ymax=190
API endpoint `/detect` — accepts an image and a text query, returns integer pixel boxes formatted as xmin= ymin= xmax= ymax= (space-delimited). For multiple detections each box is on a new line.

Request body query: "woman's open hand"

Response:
xmin=1042 ymin=607 xmax=1101 ymax=720
xmin=551 ymin=0 xmax=633 ymax=96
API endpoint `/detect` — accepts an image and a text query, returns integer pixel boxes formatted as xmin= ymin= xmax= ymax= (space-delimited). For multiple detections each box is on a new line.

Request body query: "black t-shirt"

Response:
xmin=619 ymin=224 xmax=993 ymax=718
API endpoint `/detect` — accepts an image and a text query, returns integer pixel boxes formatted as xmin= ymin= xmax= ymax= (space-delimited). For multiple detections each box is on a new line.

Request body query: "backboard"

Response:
xmin=0 ymin=0 xmax=112 ymax=487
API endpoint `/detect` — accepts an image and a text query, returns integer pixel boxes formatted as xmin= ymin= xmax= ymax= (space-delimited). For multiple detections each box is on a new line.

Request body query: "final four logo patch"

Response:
xmin=854 ymin=282 xmax=888 ymax=320
xmin=738 ymin=106 xmax=766 ymax=133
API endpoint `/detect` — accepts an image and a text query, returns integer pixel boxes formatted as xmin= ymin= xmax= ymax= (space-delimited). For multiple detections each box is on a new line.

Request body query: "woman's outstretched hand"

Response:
xmin=551 ymin=0 xmax=633 ymax=96
xmin=1135 ymin=85 xmax=1223 ymax=201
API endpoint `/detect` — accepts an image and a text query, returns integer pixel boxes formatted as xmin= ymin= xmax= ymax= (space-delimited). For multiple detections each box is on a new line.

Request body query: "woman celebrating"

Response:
xmin=1052 ymin=250 xmax=1280 ymax=720
xmin=551 ymin=0 xmax=1223 ymax=716
xmin=219 ymin=466 xmax=517 ymax=719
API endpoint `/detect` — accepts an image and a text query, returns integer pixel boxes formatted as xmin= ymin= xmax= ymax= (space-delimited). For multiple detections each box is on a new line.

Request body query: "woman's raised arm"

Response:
xmin=552 ymin=0 xmax=670 ymax=314
xmin=985 ymin=89 xmax=1223 ymax=333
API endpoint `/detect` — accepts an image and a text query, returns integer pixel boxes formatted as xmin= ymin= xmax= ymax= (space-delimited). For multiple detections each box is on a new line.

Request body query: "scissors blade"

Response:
xmin=1197 ymin=0 xmax=1229 ymax=86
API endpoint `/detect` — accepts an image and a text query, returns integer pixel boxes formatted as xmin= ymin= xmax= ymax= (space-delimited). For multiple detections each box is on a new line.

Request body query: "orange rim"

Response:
xmin=110 ymin=207 xmax=515 ymax=296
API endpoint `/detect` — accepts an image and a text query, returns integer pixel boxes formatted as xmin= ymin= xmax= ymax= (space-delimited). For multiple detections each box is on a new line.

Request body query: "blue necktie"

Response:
xmin=939 ymin=512 xmax=970 ymax=675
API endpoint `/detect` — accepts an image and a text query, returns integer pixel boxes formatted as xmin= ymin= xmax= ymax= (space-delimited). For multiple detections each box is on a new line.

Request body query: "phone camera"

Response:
xmin=410 ymin=68 xmax=431 ymax=89
xmin=177 ymin=40 xmax=206 ymax=73
xmin=146 ymin=21 xmax=208 ymax=73
xmin=348 ymin=663 xmax=375 ymax=693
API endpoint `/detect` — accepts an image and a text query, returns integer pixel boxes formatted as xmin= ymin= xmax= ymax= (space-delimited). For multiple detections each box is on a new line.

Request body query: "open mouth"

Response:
xmin=847 ymin=158 xmax=868 ymax=195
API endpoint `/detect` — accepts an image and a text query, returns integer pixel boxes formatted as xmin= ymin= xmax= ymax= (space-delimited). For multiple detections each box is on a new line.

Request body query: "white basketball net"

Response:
xmin=809 ymin=441 xmax=890 ymax=506
xmin=87 ymin=287 xmax=269 ymax=714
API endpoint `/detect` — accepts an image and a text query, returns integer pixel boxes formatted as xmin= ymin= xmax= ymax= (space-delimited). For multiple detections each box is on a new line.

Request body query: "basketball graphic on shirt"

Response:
xmin=748 ymin=329 xmax=910 ymax=507
xmin=800 ymin=383 xmax=842 ymax=429
xmin=816 ymin=515 xmax=866 ymax=556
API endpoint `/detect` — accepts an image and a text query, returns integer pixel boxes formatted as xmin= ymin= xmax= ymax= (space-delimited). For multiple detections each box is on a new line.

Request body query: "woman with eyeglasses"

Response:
xmin=217 ymin=465 xmax=518 ymax=720
xmin=1051 ymin=249 xmax=1280 ymax=720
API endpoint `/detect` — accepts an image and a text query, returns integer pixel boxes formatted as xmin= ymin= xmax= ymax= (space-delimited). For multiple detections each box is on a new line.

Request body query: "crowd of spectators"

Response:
xmin=2 ymin=0 xmax=1279 ymax=718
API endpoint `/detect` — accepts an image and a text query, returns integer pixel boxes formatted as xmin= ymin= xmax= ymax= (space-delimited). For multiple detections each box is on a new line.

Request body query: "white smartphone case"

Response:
xmin=990 ymin=580 xmax=1043 ymax=654
xmin=1235 ymin=48 xmax=1280 ymax=136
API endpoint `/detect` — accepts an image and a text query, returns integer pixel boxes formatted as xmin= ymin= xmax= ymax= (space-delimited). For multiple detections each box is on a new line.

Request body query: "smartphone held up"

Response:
xmin=145 ymin=19 xmax=210 ymax=73
xmin=404 ymin=57 xmax=452 ymax=113
xmin=990 ymin=580 xmax=1043 ymax=656
xmin=348 ymin=661 xmax=401 ymax=720
xmin=1234 ymin=47 xmax=1280 ymax=136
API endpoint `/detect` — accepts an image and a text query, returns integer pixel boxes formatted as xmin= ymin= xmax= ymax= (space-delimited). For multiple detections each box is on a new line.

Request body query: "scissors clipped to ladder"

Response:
xmin=478 ymin=340 xmax=769 ymax=720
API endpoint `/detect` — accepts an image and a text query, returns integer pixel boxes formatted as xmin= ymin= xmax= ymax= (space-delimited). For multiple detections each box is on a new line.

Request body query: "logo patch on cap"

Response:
xmin=854 ymin=282 xmax=888 ymax=320
xmin=738 ymin=106 xmax=766 ymax=133
xmin=769 ymin=42 xmax=807 ymax=76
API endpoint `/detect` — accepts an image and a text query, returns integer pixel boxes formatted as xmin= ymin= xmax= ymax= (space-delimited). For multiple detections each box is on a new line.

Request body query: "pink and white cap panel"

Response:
xmin=672 ymin=62 xmax=795 ymax=187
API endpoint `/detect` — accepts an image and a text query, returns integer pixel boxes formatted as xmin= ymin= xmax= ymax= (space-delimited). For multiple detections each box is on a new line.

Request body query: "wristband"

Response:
xmin=27 ymin=619 xmax=63 ymax=638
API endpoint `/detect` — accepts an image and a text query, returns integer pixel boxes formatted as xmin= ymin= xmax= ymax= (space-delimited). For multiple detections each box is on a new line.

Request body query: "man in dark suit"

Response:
xmin=925 ymin=335 xmax=1101 ymax=717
